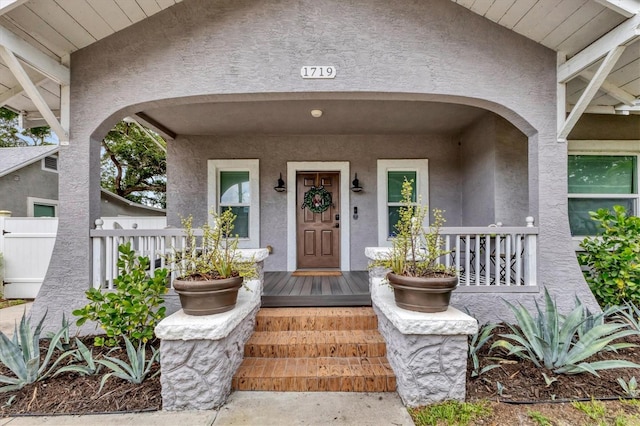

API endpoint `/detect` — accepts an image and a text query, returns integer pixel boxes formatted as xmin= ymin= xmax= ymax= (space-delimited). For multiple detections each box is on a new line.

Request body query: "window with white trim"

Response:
xmin=27 ymin=197 xmax=58 ymax=217
xmin=207 ymin=159 xmax=259 ymax=248
xmin=377 ymin=159 xmax=429 ymax=246
xmin=568 ymin=154 xmax=638 ymax=236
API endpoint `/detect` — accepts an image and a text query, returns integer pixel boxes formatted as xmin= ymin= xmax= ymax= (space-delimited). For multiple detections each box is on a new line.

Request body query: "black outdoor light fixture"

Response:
xmin=274 ymin=173 xmax=286 ymax=192
xmin=351 ymin=173 xmax=363 ymax=192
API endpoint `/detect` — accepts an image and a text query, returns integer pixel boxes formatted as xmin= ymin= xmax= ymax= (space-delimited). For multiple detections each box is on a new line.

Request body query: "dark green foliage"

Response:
xmin=579 ymin=206 xmax=640 ymax=307
xmin=0 ymin=107 xmax=53 ymax=146
xmin=101 ymin=121 xmax=166 ymax=208
xmin=73 ymin=243 xmax=168 ymax=347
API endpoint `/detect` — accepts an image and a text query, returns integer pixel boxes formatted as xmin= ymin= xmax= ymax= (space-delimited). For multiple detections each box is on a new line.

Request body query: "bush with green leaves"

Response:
xmin=0 ymin=312 xmax=69 ymax=392
xmin=96 ymin=336 xmax=159 ymax=392
xmin=579 ymin=206 xmax=640 ymax=307
xmin=73 ymin=242 xmax=168 ymax=347
xmin=492 ymin=289 xmax=640 ymax=376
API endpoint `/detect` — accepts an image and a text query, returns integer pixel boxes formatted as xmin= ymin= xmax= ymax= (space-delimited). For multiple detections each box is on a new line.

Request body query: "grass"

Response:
xmin=0 ymin=298 xmax=27 ymax=309
xmin=571 ymin=400 xmax=639 ymax=426
xmin=528 ymin=410 xmax=553 ymax=426
xmin=409 ymin=400 xmax=492 ymax=426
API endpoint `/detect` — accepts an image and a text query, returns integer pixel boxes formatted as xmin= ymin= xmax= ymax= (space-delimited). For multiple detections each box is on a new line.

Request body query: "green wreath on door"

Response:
xmin=301 ymin=186 xmax=332 ymax=213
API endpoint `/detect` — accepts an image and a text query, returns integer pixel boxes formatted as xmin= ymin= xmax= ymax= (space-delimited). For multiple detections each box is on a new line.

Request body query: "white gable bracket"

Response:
xmin=0 ymin=24 xmax=70 ymax=85
xmin=593 ymin=0 xmax=640 ymax=18
xmin=578 ymin=70 xmax=638 ymax=106
xmin=0 ymin=46 xmax=68 ymax=142
xmin=558 ymin=46 xmax=626 ymax=141
xmin=557 ymin=14 xmax=640 ymax=83
xmin=0 ymin=76 xmax=47 ymax=107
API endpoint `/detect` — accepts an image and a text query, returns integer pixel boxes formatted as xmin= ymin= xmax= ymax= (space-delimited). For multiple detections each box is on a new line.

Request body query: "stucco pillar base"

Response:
xmin=155 ymin=279 xmax=261 ymax=410
xmin=366 ymin=262 xmax=478 ymax=407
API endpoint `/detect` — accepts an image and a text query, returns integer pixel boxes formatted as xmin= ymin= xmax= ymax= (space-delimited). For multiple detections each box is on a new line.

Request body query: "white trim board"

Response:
xmin=286 ymin=161 xmax=350 ymax=271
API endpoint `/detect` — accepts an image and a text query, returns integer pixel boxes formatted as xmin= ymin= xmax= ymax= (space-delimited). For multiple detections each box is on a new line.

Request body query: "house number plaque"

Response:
xmin=300 ymin=66 xmax=336 ymax=79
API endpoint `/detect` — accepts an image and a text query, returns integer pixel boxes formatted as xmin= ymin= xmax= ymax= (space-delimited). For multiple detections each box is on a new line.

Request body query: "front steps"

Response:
xmin=232 ymin=307 xmax=396 ymax=392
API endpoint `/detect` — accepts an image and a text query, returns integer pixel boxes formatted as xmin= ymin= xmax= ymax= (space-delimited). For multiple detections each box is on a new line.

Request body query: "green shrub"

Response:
xmin=579 ymin=206 xmax=640 ymax=307
xmin=73 ymin=242 xmax=168 ymax=347
xmin=492 ymin=289 xmax=640 ymax=376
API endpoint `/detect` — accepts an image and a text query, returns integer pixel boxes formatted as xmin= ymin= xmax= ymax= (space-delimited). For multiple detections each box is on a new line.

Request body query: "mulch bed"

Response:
xmin=1 ymin=326 xmax=639 ymax=417
xmin=0 ymin=337 xmax=161 ymax=417
xmin=466 ymin=325 xmax=640 ymax=402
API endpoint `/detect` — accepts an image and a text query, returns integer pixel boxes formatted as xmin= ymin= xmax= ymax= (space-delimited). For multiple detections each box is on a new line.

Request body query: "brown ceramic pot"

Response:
xmin=386 ymin=272 xmax=458 ymax=313
xmin=173 ymin=275 xmax=243 ymax=316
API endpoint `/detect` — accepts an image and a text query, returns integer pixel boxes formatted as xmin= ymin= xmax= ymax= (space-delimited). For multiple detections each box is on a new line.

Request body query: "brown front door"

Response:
xmin=296 ymin=171 xmax=340 ymax=269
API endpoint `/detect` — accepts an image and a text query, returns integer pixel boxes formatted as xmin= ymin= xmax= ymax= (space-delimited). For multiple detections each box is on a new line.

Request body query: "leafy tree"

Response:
xmin=0 ymin=107 xmax=53 ymax=146
xmin=101 ymin=121 xmax=167 ymax=209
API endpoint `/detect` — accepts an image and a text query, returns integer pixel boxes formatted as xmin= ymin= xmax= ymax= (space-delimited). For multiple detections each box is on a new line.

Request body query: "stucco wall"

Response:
xmin=460 ymin=116 xmax=495 ymax=226
xmin=460 ymin=115 xmax=528 ymax=226
xmin=33 ymin=0 xmax=599 ymax=327
xmin=0 ymin=161 xmax=58 ymax=216
xmin=169 ymin=134 xmax=461 ymax=271
xmin=495 ymin=116 xmax=529 ymax=225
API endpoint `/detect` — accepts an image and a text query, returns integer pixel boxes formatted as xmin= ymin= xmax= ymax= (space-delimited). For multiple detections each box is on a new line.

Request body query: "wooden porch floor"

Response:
xmin=261 ymin=271 xmax=371 ymax=307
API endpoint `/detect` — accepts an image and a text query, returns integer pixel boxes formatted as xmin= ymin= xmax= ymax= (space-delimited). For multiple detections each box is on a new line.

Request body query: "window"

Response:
xmin=568 ymin=155 xmax=638 ymax=236
xmin=208 ymin=160 xmax=259 ymax=248
xmin=42 ymin=155 xmax=58 ymax=172
xmin=377 ymin=159 xmax=428 ymax=246
xmin=27 ymin=197 xmax=58 ymax=217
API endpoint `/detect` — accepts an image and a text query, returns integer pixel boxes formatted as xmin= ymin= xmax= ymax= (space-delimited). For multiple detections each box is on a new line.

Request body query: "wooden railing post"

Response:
xmin=524 ymin=216 xmax=537 ymax=286
xmin=92 ymin=219 xmax=106 ymax=289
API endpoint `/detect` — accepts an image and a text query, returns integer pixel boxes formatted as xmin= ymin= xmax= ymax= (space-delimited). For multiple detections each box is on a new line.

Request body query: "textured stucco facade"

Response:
xmin=33 ymin=0 xmax=599 ymax=326
xmin=0 ymin=161 xmax=58 ymax=216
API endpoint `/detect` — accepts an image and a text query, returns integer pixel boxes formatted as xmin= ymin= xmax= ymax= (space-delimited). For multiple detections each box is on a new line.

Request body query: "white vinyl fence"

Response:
xmin=0 ymin=216 xmax=166 ymax=299
xmin=0 ymin=217 xmax=57 ymax=299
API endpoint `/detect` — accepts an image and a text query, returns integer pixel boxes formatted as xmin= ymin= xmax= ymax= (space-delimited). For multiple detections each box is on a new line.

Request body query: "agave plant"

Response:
xmin=467 ymin=319 xmax=500 ymax=378
xmin=492 ymin=289 xmax=640 ymax=376
xmin=0 ymin=312 xmax=69 ymax=392
xmin=613 ymin=302 xmax=640 ymax=332
xmin=53 ymin=338 xmax=100 ymax=377
xmin=96 ymin=336 xmax=159 ymax=393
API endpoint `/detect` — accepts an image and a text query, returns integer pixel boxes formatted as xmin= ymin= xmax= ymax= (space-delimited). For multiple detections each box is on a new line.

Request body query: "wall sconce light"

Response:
xmin=274 ymin=173 xmax=286 ymax=192
xmin=351 ymin=173 xmax=363 ymax=192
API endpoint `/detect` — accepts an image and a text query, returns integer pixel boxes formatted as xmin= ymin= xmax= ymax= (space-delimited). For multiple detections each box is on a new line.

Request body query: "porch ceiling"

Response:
xmin=139 ymin=100 xmax=489 ymax=136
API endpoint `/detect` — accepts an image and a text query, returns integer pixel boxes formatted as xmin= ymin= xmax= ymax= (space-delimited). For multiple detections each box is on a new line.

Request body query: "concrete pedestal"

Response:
xmin=155 ymin=279 xmax=261 ymax=410
xmin=365 ymin=257 xmax=478 ymax=407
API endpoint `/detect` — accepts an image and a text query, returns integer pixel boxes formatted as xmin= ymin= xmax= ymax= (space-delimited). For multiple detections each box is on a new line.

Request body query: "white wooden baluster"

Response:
xmin=92 ymin=219 xmax=105 ymax=289
xmin=464 ymin=235 xmax=470 ymax=286
xmin=505 ymin=235 xmax=512 ymax=286
xmin=474 ymin=236 xmax=480 ymax=286
xmin=484 ymin=234 xmax=490 ymax=286
xmin=445 ymin=235 xmax=451 ymax=269
xmin=494 ymin=235 xmax=501 ymax=285
xmin=455 ymin=235 xmax=461 ymax=276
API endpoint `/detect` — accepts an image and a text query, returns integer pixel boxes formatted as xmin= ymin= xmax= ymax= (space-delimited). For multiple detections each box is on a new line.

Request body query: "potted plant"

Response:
xmin=372 ymin=178 xmax=457 ymax=313
xmin=171 ymin=208 xmax=257 ymax=316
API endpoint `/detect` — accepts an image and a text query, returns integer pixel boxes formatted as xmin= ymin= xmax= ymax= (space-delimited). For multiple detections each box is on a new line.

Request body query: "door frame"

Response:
xmin=287 ymin=161 xmax=350 ymax=271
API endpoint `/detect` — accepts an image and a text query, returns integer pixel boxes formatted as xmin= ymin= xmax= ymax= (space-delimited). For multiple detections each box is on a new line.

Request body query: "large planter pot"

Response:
xmin=173 ymin=276 xmax=243 ymax=316
xmin=387 ymin=272 xmax=458 ymax=313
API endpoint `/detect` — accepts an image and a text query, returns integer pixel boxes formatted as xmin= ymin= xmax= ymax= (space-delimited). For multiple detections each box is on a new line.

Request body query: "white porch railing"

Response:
xmin=90 ymin=217 xmax=539 ymax=291
xmin=438 ymin=216 xmax=538 ymax=288
xmin=91 ymin=219 xmax=193 ymax=289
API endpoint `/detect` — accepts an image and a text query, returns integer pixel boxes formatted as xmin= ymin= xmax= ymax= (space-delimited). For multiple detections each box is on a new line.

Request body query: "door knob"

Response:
xmin=334 ymin=223 xmax=340 ymax=228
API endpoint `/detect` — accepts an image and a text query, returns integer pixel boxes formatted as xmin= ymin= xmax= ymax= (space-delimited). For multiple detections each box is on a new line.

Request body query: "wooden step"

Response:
xmin=254 ymin=307 xmax=378 ymax=332
xmin=233 ymin=357 xmax=396 ymax=392
xmin=244 ymin=330 xmax=387 ymax=358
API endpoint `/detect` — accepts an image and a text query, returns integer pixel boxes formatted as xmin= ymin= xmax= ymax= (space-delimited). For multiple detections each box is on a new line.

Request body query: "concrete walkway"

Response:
xmin=0 ymin=303 xmax=414 ymax=425
xmin=0 ymin=302 xmax=32 ymax=337
xmin=1 ymin=392 xmax=414 ymax=425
